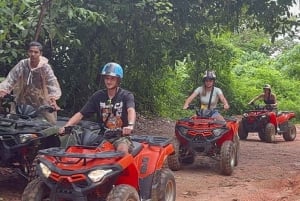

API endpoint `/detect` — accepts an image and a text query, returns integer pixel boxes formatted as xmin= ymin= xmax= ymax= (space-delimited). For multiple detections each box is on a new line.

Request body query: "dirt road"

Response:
xmin=0 ymin=120 xmax=300 ymax=201
xmin=175 ymin=133 xmax=300 ymax=201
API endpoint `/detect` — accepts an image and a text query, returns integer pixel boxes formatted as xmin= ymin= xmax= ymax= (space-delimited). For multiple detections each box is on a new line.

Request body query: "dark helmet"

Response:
xmin=101 ymin=62 xmax=123 ymax=79
xmin=202 ymin=70 xmax=216 ymax=81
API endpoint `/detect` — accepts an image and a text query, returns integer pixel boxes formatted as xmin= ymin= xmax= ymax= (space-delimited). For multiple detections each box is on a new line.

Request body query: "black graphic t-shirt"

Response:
xmin=80 ymin=88 xmax=135 ymax=129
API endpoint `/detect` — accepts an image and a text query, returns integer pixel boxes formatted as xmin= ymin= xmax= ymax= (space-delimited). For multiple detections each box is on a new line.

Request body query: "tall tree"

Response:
xmin=0 ymin=0 xmax=299 ymax=115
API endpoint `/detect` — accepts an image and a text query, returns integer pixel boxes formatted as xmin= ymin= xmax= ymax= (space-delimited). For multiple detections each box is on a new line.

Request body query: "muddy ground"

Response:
xmin=0 ymin=116 xmax=300 ymax=201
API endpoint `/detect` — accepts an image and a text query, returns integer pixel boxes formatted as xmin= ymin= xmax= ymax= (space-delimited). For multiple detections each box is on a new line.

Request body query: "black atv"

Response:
xmin=0 ymin=94 xmax=63 ymax=181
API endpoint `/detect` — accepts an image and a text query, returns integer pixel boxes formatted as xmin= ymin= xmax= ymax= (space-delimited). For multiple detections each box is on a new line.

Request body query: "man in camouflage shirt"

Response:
xmin=0 ymin=41 xmax=62 ymax=124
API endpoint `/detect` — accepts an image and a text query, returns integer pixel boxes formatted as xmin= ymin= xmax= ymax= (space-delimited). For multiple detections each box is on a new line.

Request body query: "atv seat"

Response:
xmin=131 ymin=141 xmax=143 ymax=156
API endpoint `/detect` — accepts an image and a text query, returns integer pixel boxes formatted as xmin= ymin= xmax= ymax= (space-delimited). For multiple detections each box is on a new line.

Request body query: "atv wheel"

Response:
xmin=258 ymin=131 xmax=266 ymax=141
xmin=27 ymin=156 xmax=39 ymax=182
xmin=158 ymin=168 xmax=176 ymax=201
xmin=21 ymin=177 xmax=50 ymax=201
xmin=167 ymin=137 xmax=181 ymax=171
xmin=220 ymin=140 xmax=235 ymax=176
xmin=283 ymin=122 xmax=297 ymax=141
xmin=265 ymin=123 xmax=276 ymax=143
xmin=107 ymin=184 xmax=139 ymax=201
xmin=233 ymin=134 xmax=240 ymax=166
xmin=151 ymin=170 xmax=162 ymax=201
xmin=19 ymin=154 xmax=38 ymax=182
xmin=238 ymin=121 xmax=248 ymax=140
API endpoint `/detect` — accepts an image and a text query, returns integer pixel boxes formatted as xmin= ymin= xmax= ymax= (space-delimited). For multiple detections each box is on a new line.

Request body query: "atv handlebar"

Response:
xmin=63 ymin=126 xmax=122 ymax=136
xmin=1 ymin=94 xmax=61 ymax=118
xmin=1 ymin=94 xmax=16 ymax=103
xmin=249 ymin=102 xmax=277 ymax=111
xmin=37 ymin=105 xmax=62 ymax=113
xmin=63 ymin=126 xmax=123 ymax=146
xmin=0 ymin=94 xmax=16 ymax=114
xmin=187 ymin=104 xmax=222 ymax=118
xmin=63 ymin=126 xmax=74 ymax=135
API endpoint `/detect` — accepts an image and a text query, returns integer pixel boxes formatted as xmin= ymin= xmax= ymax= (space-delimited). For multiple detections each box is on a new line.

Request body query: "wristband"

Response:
xmin=128 ymin=123 xmax=135 ymax=126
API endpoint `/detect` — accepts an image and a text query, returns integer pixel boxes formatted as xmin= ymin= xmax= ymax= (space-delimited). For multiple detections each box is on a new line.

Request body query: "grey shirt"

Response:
xmin=194 ymin=86 xmax=223 ymax=109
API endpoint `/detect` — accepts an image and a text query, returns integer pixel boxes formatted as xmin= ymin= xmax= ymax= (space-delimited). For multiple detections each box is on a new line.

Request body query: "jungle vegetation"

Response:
xmin=1 ymin=0 xmax=300 ymax=121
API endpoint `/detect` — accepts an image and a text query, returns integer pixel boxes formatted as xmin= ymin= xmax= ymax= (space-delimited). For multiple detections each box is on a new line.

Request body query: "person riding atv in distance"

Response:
xmin=183 ymin=70 xmax=230 ymax=121
xmin=0 ymin=41 xmax=62 ymax=124
xmin=248 ymin=84 xmax=277 ymax=109
xmin=59 ymin=62 xmax=136 ymax=154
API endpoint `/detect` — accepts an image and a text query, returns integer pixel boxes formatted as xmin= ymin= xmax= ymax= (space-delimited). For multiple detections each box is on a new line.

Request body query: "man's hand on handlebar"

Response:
xmin=58 ymin=127 xmax=67 ymax=136
xmin=123 ymin=125 xmax=134 ymax=135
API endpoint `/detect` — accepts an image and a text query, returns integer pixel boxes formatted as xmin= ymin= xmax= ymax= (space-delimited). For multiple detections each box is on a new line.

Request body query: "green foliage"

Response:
xmin=152 ymin=56 xmax=194 ymax=119
xmin=231 ymin=43 xmax=300 ymax=121
xmin=0 ymin=0 xmax=33 ymax=70
xmin=1 ymin=0 xmax=300 ymax=122
xmin=274 ymin=44 xmax=300 ymax=79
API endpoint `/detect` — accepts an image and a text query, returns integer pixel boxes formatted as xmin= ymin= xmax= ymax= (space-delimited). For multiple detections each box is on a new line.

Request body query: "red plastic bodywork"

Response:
xmin=175 ymin=115 xmax=238 ymax=148
xmin=245 ymin=109 xmax=295 ymax=128
xmin=41 ymin=139 xmax=174 ymax=191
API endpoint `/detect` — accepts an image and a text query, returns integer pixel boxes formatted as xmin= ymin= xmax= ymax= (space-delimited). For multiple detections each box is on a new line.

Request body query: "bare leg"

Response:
xmin=116 ymin=142 xmax=130 ymax=154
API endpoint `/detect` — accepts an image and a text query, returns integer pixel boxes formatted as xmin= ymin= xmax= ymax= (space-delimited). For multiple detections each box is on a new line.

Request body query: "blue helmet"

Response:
xmin=101 ymin=62 xmax=123 ymax=78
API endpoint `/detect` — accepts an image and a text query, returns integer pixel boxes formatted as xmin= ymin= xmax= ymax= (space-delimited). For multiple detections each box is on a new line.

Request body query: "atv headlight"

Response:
xmin=213 ymin=128 xmax=228 ymax=137
xmin=39 ymin=162 xmax=51 ymax=178
xmin=259 ymin=115 xmax=269 ymax=122
xmin=88 ymin=169 xmax=112 ymax=183
xmin=18 ymin=133 xmax=38 ymax=143
xmin=243 ymin=113 xmax=248 ymax=118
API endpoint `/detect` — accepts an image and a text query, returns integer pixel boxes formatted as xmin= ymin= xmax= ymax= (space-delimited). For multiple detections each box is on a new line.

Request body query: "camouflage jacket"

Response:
xmin=0 ymin=56 xmax=62 ymax=109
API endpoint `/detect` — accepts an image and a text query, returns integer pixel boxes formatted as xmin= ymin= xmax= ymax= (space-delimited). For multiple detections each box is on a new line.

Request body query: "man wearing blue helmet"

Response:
xmin=59 ymin=62 xmax=136 ymax=154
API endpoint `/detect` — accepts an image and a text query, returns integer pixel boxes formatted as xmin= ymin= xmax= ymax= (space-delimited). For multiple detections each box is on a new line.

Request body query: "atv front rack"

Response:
xmin=131 ymin=134 xmax=172 ymax=147
xmin=39 ymin=147 xmax=125 ymax=160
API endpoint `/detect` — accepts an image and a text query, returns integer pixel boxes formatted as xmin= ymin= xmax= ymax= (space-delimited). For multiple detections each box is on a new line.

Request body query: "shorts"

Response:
xmin=211 ymin=110 xmax=220 ymax=118
xmin=109 ymin=136 xmax=134 ymax=152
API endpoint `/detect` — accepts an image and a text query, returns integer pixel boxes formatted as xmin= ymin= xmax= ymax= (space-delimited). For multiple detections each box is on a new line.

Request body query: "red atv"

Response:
xmin=167 ymin=105 xmax=240 ymax=176
xmin=21 ymin=127 xmax=176 ymax=201
xmin=238 ymin=103 xmax=296 ymax=143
